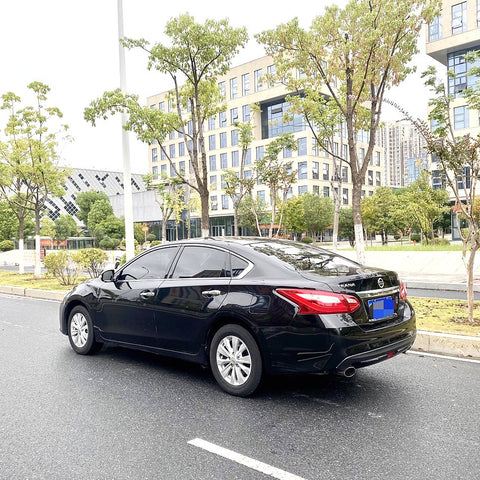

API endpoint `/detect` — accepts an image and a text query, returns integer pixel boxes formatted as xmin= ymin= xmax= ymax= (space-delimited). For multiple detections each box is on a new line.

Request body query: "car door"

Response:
xmin=96 ymin=246 xmax=179 ymax=347
xmin=154 ymin=245 xmax=231 ymax=354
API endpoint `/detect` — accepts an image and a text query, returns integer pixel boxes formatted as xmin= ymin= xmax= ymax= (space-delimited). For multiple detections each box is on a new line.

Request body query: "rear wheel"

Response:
xmin=68 ymin=306 xmax=102 ymax=355
xmin=209 ymin=324 xmax=262 ymax=397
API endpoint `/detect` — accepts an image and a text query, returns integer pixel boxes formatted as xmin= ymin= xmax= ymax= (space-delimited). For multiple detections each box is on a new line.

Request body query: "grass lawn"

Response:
xmin=0 ymin=270 xmax=87 ymax=292
xmin=409 ymin=297 xmax=480 ymax=336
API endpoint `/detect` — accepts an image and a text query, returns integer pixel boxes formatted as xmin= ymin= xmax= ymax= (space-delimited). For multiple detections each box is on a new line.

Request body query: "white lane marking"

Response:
xmin=408 ymin=350 xmax=480 ymax=364
xmin=188 ymin=438 xmax=307 ymax=480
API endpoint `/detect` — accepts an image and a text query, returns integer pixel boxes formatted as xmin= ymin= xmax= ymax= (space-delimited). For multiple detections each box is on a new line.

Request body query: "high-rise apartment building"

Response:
xmin=377 ymin=121 xmax=428 ymax=187
xmin=426 ymin=0 xmax=480 ymax=140
xmin=146 ymin=56 xmax=384 ymax=236
xmin=426 ymin=0 xmax=480 ymax=237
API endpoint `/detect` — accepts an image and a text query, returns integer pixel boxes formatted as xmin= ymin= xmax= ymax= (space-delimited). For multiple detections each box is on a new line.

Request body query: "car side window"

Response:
xmin=231 ymin=255 xmax=250 ymax=277
xmin=171 ymin=246 xmax=229 ymax=278
xmin=117 ymin=247 xmax=178 ymax=281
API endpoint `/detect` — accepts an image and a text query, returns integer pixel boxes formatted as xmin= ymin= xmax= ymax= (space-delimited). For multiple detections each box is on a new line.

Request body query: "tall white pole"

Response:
xmin=117 ymin=0 xmax=135 ymax=261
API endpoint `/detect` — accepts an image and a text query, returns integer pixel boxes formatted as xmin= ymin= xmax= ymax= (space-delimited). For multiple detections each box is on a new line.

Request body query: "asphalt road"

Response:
xmin=1 ymin=294 xmax=479 ymax=480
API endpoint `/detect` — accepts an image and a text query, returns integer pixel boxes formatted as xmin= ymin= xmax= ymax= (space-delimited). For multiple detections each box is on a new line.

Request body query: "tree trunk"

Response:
xmin=162 ymin=220 xmax=167 ymax=244
xmin=34 ymin=210 xmax=42 ymax=279
xmin=352 ymin=179 xmax=366 ymax=264
xmin=466 ymin=243 xmax=477 ymax=324
xmin=18 ymin=217 xmax=25 ymax=275
xmin=200 ymin=189 xmax=210 ymax=238
xmin=332 ymin=194 xmax=341 ymax=252
xmin=233 ymin=205 xmax=239 ymax=237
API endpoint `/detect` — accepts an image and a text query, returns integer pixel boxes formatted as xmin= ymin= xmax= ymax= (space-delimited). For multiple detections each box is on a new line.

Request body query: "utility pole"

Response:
xmin=117 ymin=0 xmax=135 ymax=261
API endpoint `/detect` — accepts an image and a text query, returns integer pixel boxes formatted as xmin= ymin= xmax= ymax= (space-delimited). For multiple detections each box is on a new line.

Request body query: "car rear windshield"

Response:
xmin=251 ymin=241 xmax=359 ymax=275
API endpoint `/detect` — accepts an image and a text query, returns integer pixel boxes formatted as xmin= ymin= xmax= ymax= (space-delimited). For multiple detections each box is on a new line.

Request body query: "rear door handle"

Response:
xmin=140 ymin=290 xmax=156 ymax=299
xmin=202 ymin=289 xmax=221 ymax=297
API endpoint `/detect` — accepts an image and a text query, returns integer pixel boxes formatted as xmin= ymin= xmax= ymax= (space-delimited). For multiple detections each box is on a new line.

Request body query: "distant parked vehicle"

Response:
xmin=59 ymin=238 xmax=415 ymax=396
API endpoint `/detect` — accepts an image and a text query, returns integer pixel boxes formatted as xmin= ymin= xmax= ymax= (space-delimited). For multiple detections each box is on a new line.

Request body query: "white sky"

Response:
xmin=0 ymin=0 xmax=439 ymax=174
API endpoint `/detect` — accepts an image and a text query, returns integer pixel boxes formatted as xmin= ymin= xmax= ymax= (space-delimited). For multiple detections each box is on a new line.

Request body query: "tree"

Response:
xmin=54 ymin=214 xmax=78 ymax=246
xmin=0 ymin=82 xmax=69 ymax=277
xmin=283 ymin=196 xmax=306 ymax=238
xmin=222 ymin=122 xmax=256 ymax=236
xmin=144 ymin=173 xmax=186 ymax=243
xmin=389 ymin=60 xmax=480 ymax=323
xmin=255 ymin=133 xmax=298 ymax=237
xmin=76 ymin=191 xmax=111 ymax=226
xmin=238 ymin=195 xmax=268 ymax=236
xmin=40 ymin=216 xmax=56 ymax=248
xmin=339 ymin=207 xmax=355 ymax=247
xmin=400 ymin=171 xmax=448 ymax=244
xmin=0 ymin=201 xmax=19 ymax=241
xmin=85 ymin=14 xmax=248 ymax=238
xmin=361 ymin=187 xmax=406 ymax=244
xmin=302 ymin=193 xmax=334 ymax=240
xmin=257 ymin=0 xmax=439 ymax=263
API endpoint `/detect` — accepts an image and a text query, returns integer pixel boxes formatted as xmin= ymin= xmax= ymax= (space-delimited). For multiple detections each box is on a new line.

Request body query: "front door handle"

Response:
xmin=140 ymin=290 xmax=155 ymax=299
xmin=202 ymin=289 xmax=221 ymax=297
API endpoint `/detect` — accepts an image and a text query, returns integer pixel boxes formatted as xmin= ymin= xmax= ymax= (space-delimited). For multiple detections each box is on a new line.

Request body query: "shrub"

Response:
xmin=300 ymin=236 xmax=313 ymax=244
xmin=393 ymin=234 xmax=401 ymax=240
xmin=146 ymin=233 xmax=156 ymax=242
xmin=150 ymin=240 xmax=162 ymax=247
xmin=73 ymin=248 xmax=108 ymax=278
xmin=433 ymin=238 xmax=450 ymax=246
xmin=99 ymin=236 xmax=121 ymax=250
xmin=410 ymin=233 xmax=421 ymax=243
xmin=0 ymin=240 xmax=15 ymax=252
xmin=43 ymin=251 xmax=81 ymax=286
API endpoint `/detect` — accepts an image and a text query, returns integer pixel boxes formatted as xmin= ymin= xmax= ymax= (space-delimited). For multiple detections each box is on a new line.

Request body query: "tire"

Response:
xmin=67 ymin=305 xmax=102 ymax=355
xmin=209 ymin=324 xmax=263 ymax=397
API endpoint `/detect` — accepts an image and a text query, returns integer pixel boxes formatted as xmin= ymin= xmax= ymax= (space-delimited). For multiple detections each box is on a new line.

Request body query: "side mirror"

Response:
xmin=101 ymin=269 xmax=115 ymax=282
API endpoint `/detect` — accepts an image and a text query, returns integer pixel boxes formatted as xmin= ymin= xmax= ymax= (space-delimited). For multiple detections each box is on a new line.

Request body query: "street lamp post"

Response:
xmin=117 ymin=0 xmax=135 ymax=261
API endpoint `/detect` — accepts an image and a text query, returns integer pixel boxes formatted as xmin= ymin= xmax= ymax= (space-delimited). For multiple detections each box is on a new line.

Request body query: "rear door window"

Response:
xmin=171 ymin=246 xmax=229 ymax=278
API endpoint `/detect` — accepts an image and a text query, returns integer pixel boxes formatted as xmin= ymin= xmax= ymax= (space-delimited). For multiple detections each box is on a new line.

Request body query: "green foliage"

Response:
xmin=283 ymin=196 xmax=306 ymax=234
xmin=73 ymin=248 xmax=108 ymax=278
xmin=410 ymin=233 xmax=421 ymax=242
xmin=238 ymin=195 xmax=268 ymax=235
xmin=399 ymin=171 xmax=449 ymax=243
xmin=54 ymin=214 xmax=78 ymax=243
xmin=44 ymin=251 xmax=80 ymax=286
xmin=146 ymin=233 xmax=156 ymax=242
xmin=0 ymin=239 xmax=14 ymax=251
xmin=87 ymin=14 xmax=248 ymax=236
xmin=339 ymin=208 xmax=355 ymax=246
xmin=302 ymin=194 xmax=334 ymax=237
xmin=150 ymin=240 xmax=162 ymax=247
xmin=0 ymin=82 xmax=70 ymax=272
xmin=256 ymin=0 xmax=439 ymax=256
xmin=76 ymin=191 xmax=110 ymax=225
xmin=433 ymin=238 xmax=450 ymax=246
xmin=300 ymin=236 xmax=313 ymax=244
xmin=98 ymin=236 xmax=121 ymax=250
xmin=0 ymin=201 xmax=19 ymax=241
xmin=361 ymin=187 xmax=407 ymax=241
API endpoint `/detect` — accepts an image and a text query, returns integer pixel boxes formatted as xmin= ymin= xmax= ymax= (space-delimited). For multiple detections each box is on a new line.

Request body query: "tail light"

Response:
xmin=399 ymin=281 xmax=407 ymax=300
xmin=276 ymin=288 xmax=361 ymax=315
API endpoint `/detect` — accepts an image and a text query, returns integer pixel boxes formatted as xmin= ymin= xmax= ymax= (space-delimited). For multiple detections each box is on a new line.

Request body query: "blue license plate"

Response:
xmin=368 ymin=296 xmax=395 ymax=320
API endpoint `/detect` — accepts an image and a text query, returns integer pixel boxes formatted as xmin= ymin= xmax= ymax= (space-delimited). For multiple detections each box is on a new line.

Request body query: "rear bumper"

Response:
xmin=334 ymin=329 xmax=416 ymax=372
xmin=263 ymin=310 xmax=416 ymax=375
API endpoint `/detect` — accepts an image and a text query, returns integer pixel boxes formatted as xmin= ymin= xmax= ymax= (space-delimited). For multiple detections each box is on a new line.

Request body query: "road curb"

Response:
xmin=413 ymin=330 xmax=480 ymax=360
xmin=406 ymin=281 xmax=480 ymax=293
xmin=0 ymin=284 xmax=66 ymax=302
xmin=1 ymin=285 xmax=479 ymax=361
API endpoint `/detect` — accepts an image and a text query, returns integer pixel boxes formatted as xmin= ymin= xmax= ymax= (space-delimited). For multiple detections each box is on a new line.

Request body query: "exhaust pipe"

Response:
xmin=337 ymin=366 xmax=356 ymax=378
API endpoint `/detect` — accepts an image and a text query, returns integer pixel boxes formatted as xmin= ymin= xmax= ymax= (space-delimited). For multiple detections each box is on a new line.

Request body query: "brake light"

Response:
xmin=276 ymin=288 xmax=361 ymax=315
xmin=399 ymin=281 xmax=407 ymax=300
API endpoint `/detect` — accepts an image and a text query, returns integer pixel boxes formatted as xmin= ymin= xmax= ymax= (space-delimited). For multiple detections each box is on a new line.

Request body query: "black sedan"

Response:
xmin=59 ymin=238 xmax=416 ymax=396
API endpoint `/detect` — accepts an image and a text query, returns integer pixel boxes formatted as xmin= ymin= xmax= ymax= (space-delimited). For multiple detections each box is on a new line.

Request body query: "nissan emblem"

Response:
xmin=378 ymin=278 xmax=385 ymax=288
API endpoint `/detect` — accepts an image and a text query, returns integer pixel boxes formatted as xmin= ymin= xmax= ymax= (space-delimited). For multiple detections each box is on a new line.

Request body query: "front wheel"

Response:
xmin=209 ymin=324 xmax=263 ymax=397
xmin=68 ymin=305 xmax=102 ymax=355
